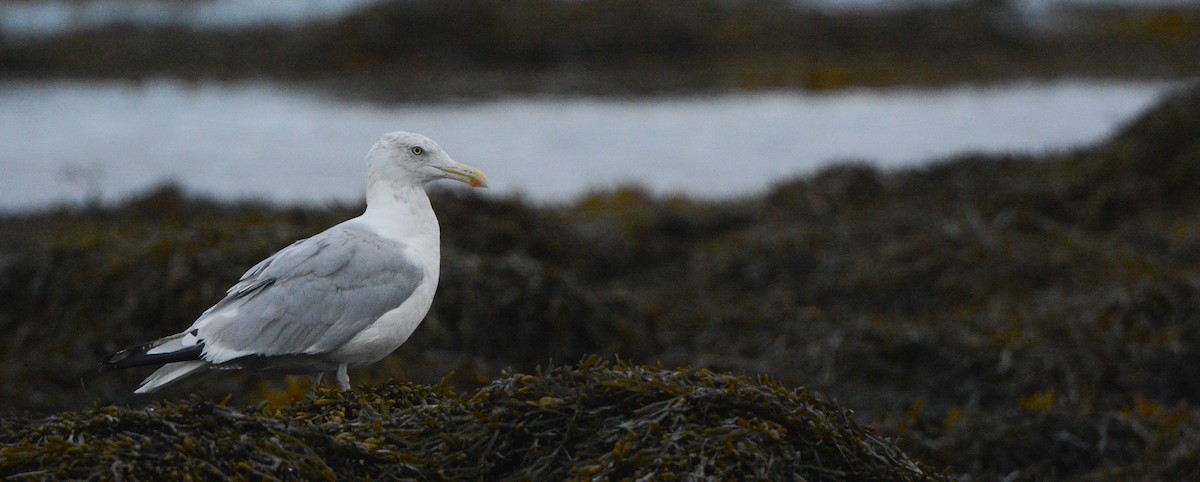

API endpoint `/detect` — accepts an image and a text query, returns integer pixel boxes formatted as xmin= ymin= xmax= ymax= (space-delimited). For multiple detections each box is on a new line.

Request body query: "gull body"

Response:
xmin=102 ymin=131 xmax=488 ymax=393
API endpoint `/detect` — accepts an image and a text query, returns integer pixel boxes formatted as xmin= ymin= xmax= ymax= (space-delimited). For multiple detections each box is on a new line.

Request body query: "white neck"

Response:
xmin=360 ymin=181 xmax=441 ymax=269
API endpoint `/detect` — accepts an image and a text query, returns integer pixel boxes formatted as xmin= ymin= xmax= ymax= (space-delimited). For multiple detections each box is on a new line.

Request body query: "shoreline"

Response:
xmin=1 ymin=81 xmax=1198 ymax=480
xmin=3 ymin=2 xmax=1197 ymax=101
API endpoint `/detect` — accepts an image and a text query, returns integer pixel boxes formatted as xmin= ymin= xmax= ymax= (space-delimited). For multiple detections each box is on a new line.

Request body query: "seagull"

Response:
xmin=101 ymin=131 xmax=488 ymax=393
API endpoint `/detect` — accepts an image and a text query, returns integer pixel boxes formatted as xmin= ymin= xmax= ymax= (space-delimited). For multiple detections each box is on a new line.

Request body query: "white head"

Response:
xmin=366 ymin=131 xmax=489 ymax=191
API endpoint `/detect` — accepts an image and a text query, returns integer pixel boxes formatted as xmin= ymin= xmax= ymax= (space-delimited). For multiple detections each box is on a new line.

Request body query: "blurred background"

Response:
xmin=3 ymin=1 xmax=1200 ymax=479
xmin=1 ymin=0 xmax=1197 ymax=209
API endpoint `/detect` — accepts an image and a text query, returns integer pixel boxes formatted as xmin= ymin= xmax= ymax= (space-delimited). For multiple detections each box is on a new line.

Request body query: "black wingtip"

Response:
xmin=100 ymin=343 xmax=204 ymax=372
xmin=99 ymin=349 xmax=132 ymax=372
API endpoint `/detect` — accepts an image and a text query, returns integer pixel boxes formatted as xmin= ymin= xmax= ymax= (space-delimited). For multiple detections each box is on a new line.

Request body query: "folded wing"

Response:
xmin=190 ymin=221 xmax=425 ymax=363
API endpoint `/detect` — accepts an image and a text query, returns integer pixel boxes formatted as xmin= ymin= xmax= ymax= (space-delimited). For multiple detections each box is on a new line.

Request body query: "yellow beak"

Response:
xmin=437 ymin=163 xmax=489 ymax=188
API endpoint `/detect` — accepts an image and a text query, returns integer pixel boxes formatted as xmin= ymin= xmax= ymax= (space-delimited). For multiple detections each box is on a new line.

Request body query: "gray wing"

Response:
xmin=193 ymin=221 xmax=424 ymax=360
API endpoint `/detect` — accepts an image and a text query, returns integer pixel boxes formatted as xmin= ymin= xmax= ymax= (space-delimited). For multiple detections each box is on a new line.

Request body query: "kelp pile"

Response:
xmin=0 ymin=359 xmax=943 ymax=481
xmin=2 ymin=83 xmax=1200 ymax=479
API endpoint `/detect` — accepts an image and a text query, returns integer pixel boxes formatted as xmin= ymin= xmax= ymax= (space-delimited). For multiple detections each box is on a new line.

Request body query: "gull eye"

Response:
xmin=411 ymin=146 xmax=424 ymax=156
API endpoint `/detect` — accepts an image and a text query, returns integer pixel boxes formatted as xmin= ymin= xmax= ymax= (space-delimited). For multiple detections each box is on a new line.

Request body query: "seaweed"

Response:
xmin=0 ymin=359 xmax=944 ymax=481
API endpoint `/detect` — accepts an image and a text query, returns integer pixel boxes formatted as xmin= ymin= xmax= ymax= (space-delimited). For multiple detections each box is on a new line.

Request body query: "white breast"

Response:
xmin=333 ymin=182 xmax=442 ymax=366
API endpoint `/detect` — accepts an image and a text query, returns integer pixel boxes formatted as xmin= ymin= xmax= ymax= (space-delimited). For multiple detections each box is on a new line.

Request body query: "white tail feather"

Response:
xmin=135 ymin=361 xmax=208 ymax=394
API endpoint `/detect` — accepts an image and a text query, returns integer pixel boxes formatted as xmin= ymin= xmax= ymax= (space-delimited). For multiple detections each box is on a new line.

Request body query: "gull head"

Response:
xmin=367 ymin=131 xmax=489 ymax=189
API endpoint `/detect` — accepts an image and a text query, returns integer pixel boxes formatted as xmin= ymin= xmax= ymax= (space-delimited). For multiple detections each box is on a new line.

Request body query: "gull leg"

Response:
xmin=337 ymin=364 xmax=350 ymax=390
xmin=309 ymin=372 xmax=324 ymax=392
